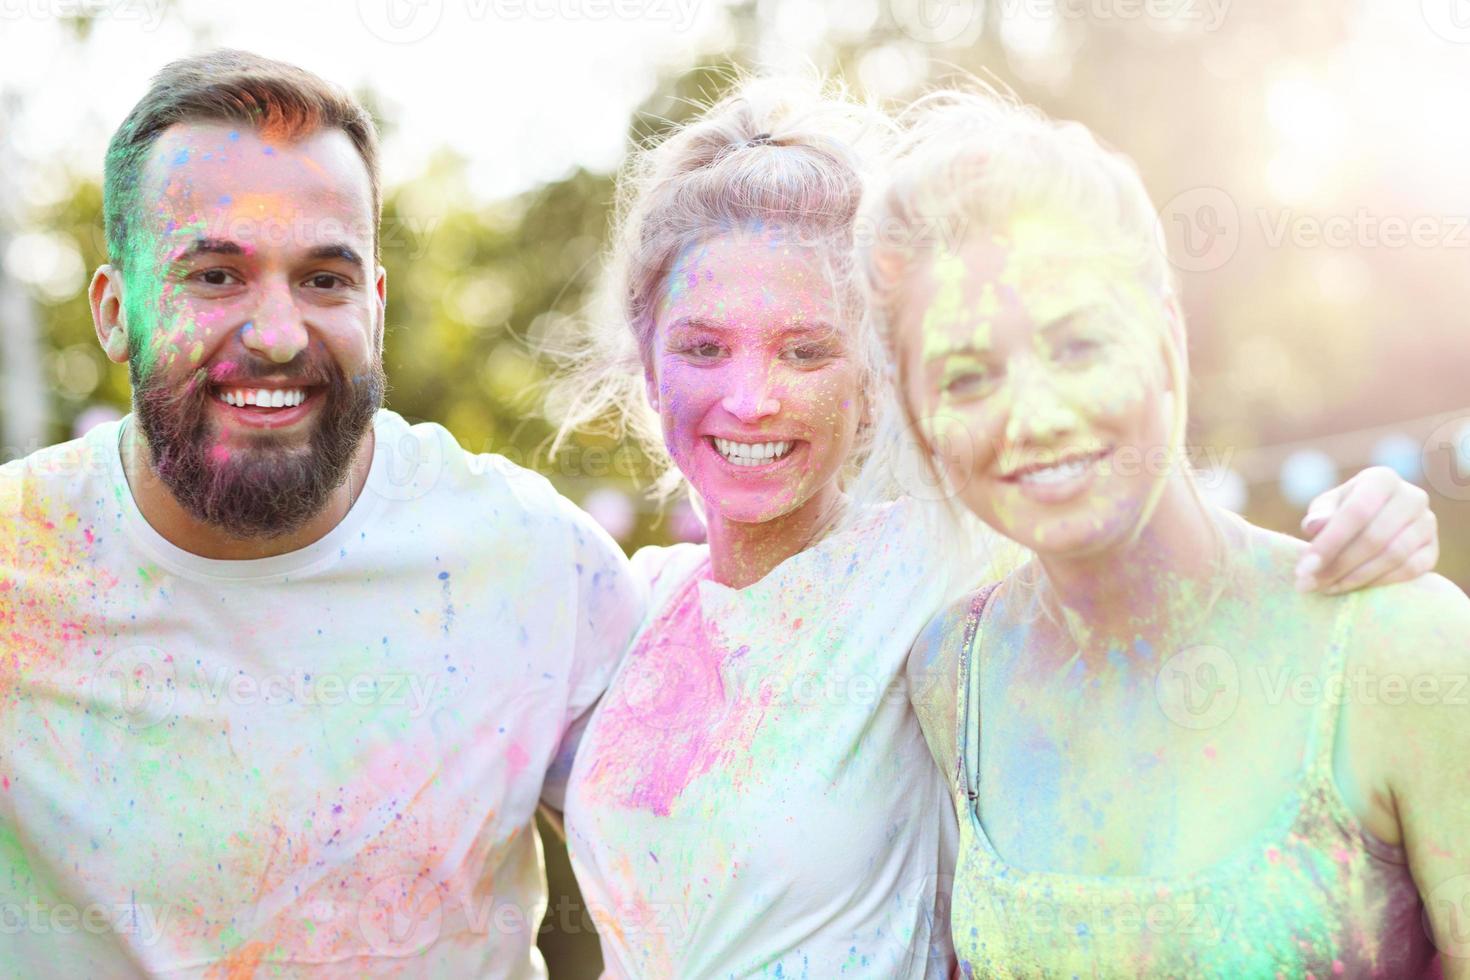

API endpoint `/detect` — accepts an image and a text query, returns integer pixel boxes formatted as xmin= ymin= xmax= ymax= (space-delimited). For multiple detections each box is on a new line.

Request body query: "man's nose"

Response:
xmin=240 ymin=280 xmax=309 ymax=364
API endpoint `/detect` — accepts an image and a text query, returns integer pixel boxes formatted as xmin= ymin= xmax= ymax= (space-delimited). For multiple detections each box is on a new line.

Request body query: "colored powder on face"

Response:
xmin=921 ymin=246 xmax=982 ymax=362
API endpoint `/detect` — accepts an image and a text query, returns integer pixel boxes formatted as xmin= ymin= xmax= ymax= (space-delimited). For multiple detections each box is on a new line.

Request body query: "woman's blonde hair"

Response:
xmin=549 ymin=72 xmax=894 ymax=504
xmin=850 ymin=82 xmax=1193 ymax=592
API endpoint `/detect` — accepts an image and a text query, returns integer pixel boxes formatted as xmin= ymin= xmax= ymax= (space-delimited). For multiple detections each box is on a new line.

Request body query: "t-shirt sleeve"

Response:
xmin=541 ymin=507 xmax=647 ymax=811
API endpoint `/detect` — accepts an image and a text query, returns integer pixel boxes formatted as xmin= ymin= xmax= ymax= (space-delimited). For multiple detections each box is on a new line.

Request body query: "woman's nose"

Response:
xmin=1003 ymin=365 xmax=1082 ymax=445
xmin=721 ymin=366 xmax=781 ymax=421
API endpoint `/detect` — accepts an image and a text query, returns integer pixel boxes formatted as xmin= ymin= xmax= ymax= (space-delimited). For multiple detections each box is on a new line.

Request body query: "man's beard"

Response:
xmin=132 ymin=352 xmax=386 ymax=540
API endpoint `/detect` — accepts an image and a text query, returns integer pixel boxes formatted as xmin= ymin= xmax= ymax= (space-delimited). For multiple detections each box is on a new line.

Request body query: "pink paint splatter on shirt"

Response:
xmin=506 ymin=742 xmax=530 ymax=780
xmin=584 ymin=572 xmax=771 ymax=816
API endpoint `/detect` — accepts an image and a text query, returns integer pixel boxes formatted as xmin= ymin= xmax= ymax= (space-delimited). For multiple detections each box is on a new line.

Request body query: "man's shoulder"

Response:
xmin=372 ymin=411 xmax=597 ymax=535
xmin=1 ymin=422 xmax=119 ymax=524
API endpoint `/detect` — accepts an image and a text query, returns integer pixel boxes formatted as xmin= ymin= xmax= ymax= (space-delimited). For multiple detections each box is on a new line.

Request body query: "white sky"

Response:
xmin=0 ymin=0 xmax=740 ymax=215
xmin=3 ymin=0 xmax=1469 ymax=223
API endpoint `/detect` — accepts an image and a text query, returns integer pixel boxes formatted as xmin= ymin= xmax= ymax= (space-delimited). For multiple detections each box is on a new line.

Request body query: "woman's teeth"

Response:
xmin=1018 ymin=456 xmax=1097 ymax=485
xmin=217 ymin=388 xmax=308 ymax=409
xmin=713 ymin=438 xmax=793 ymax=466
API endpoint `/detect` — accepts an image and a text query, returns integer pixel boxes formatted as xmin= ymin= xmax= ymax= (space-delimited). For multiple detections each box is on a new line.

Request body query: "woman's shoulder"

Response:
xmin=909 ymin=583 xmax=997 ymax=689
xmin=1230 ymin=519 xmax=1468 ymax=665
xmin=1351 ymin=572 xmax=1470 ymax=674
xmin=629 ymin=541 xmax=710 ymax=599
xmin=907 ymin=582 xmax=998 ymax=789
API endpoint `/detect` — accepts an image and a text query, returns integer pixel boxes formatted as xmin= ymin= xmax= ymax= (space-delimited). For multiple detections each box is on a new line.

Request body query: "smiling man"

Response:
xmin=0 ymin=50 xmax=641 ymax=977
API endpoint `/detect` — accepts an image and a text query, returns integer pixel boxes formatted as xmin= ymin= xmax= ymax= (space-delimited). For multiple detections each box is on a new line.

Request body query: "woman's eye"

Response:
xmin=785 ymin=345 xmax=835 ymax=364
xmin=942 ymin=369 xmax=994 ymax=398
xmin=1054 ymin=337 xmax=1102 ymax=363
xmin=680 ymin=342 xmax=723 ymax=358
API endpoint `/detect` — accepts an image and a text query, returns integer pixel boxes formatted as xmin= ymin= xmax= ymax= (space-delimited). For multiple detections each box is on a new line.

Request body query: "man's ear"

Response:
xmin=374 ymin=265 xmax=388 ymax=354
xmin=90 ymin=265 xmax=130 ymax=364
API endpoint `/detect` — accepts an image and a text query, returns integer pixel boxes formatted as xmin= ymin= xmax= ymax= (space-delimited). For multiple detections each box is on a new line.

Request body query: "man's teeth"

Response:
xmin=217 ymin=388 xmax=308 ymax=408
xmin=1019 ymin=458 xmax=1093 ymax=485
xmin=713 ymin=438 xmax=793 ymax=466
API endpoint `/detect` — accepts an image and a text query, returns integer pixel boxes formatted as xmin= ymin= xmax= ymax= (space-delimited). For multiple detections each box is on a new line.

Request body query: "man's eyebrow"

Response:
xmin=171 ymin=238 xmax=245 ymax=262
xmin=306 ymin=244 xmax=366 ymax=271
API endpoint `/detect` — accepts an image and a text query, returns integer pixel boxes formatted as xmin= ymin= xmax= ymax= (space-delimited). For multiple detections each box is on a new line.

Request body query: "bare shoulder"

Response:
xmin=908 ymin=583 xmax=993 ymax=784
xmin=1352 ymin=572 xmax=1470 ymax=676
xmin=909 ymin=584 xmax=991 ymax=688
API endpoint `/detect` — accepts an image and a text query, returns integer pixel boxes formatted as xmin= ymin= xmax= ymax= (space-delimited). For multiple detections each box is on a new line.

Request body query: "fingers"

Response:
xmin=1317 ymin=503 xmax=1437 ymax=594
xmin=1322 ymin=534 xmax=1438 ymax=596
xmin=1300 ymin=481 xmax=1348 ymax=538
xmin=1295 ymin=468 xmax=1403 ymax=589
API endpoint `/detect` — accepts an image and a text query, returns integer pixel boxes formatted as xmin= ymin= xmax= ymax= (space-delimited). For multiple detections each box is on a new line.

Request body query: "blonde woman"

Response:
xmin=859 ymin=89 xmax=1467 ymax=977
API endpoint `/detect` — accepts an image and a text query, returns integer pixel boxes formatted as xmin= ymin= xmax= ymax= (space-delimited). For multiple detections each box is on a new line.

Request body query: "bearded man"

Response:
xmin=0 ymin=49 xmax=640 ymax=977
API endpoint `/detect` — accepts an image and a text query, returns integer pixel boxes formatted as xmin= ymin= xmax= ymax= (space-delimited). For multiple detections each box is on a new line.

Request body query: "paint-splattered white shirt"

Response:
xmin=0 ymin=410 xmax=643 ymax=978
xmin=563 ymin=500 xmax=957 ymax=978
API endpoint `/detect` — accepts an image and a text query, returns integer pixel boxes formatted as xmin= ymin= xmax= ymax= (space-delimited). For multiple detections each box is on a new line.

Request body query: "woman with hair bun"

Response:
xmin=553 ymin=76 xmax=960 ymax=977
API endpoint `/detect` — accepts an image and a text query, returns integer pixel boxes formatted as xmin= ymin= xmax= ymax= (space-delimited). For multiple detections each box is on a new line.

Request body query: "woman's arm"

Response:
xmin=1352 ymin=576 xmax=1470 ymax=977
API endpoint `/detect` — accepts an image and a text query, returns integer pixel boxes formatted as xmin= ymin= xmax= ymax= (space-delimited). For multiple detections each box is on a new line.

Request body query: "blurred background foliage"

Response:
xmin=4 ymin=1 xmax=1470 ymax=974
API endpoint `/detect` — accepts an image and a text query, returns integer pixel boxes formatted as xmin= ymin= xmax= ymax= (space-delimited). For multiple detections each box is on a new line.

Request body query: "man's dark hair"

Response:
xmin=103 ymin=49 xmax=382 ymax=270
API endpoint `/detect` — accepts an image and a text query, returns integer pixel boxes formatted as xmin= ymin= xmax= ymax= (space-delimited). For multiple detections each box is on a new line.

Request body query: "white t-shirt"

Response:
xmin=0 ymin=410 xmax=643 ymax=979
xmin=563 ymin=500 xmax=957 ymax=979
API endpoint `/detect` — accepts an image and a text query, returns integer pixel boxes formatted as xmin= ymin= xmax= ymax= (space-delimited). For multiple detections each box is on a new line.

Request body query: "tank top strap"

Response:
xmin=1304 ymin=590 xmax=1364 ymax=779
xmin=955 ymin=582 xmax=1002 ymax=804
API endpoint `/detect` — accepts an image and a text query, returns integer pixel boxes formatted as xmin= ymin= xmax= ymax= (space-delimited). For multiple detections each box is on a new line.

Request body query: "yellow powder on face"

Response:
xmin=920 ymin=246 xmax=977 ymax=362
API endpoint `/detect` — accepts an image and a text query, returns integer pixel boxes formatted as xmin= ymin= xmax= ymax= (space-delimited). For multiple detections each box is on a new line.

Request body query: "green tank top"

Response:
xmin=950 ymin=586 xmax=1441 ymax=978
